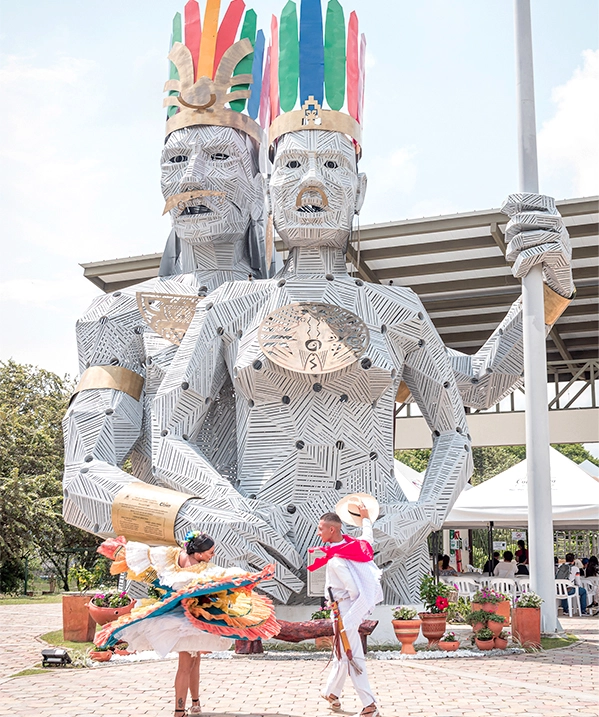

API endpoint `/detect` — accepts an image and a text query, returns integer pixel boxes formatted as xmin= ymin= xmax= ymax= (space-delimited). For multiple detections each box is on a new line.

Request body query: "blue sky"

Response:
xmin=1 ymin=0 xmax=597 ymax=377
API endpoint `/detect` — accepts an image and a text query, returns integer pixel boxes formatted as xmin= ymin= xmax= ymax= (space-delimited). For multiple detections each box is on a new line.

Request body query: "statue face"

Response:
xmin=161 ymin=125 xmax=259 ymax=245
xmin=269 ymin=130 xmax=366 ymax=249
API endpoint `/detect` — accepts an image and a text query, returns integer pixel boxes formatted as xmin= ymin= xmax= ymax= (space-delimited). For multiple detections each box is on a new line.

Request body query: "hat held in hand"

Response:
xmin=335 ymin=493 xmax=380 ymax=527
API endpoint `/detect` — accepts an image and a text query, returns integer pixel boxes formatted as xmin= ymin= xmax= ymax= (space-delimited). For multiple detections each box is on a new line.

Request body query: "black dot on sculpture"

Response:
xmin=355 ymin=279 xmax=364 ymax=286
xmin=282 ymin=395 xmax=291 ymax=405
xmin=499 ymin=328 xmax=504 ymax=335
xmin=418 ymin=339 xmax=425 ymax=348
xmin=471 ymin=377 xmax=479 ymax=384
xmin=335 ymin=481 xmax=342 ymax=490
xmin=93 ymin=524 xmax=99 ymax=534
xmin=217 ymin=327 xmax=224 ymax=335
xmin=361 ymin=358 xmax=372 ymax=370
xmin=113 ymin=291 xmax=121 ymax=298
xmin=199 ymin=286 xmax=208 ymax=292
xmin=418 ymin=312 xmax=424 ymax=320
xmin=296 ymin=440 xmax=305 ymax=450
xmin=287 ymin=504 xmax=296 ymax=514
xmin=80 ymin=467 xmax=89 ymax=474
xmin=456 ymin=427 xmax=463 ymax=434
xmin=105 ymin=408 xmax=114 ymax=415
xmin=147 ymin=356 xmax=153 ymax=365
xmin=237 ymin=329 xmax=243 ymax=338
xmin=84 ymin=454 xmax=93 ymax=463
xmin=248 ymin=399 xmax=254 ymax=408
xmin=182 ymin=434 xmax=188 ymax=441
xmin=161 ymin=429 xmax=168 ymax=437
xmin=336 ymin=441 xmax=345 ymax=450
xmin=313 ymin=383 xmax=322 ymax=392
xmin=443 ymin=381 xmax=450 ymax=388
xmin=486 ymin=367 xmax=493 ymax=374
xmin=249 ymin=494 xmax=256 ymax=500
xmin=340 ymin=394 xmax=348 ymax=403
xmin=252 ymin=360 xmax=262 ymax=370
xmin=181 ymin=382 xmax=189 ymax=390
xmin=464 ymin=444 xmax=470 ymax=452
xmin=381 ymin=560 xmax=393 ymax=569
xmin=370 ymin=451 xmax=378 ymax=460
xmin=467 ymin=433 xmax=472 ymax=441
xmin=434 ymin=430 xmax=440 ymax=437
xmin=381 ymin=325 xmax=387 ymax=334
xmin=278 ymin=279 xmax=286 ymax=287
xmin=110 ymin=357 xmax=119 ymax=366
xmin=206 ymin=302 xmax=213 ymax=310
xmin=326 ymin=274 xmax=334 ymax=281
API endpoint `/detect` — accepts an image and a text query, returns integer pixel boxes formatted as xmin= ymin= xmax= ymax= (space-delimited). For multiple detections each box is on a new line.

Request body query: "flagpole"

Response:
xmin=514 ymin=0 xmax=557 ymax=633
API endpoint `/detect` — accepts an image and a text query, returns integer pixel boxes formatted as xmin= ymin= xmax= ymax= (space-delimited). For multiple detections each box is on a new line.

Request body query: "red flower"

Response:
xmin=435 ymin=596 xmax=449 ymax=611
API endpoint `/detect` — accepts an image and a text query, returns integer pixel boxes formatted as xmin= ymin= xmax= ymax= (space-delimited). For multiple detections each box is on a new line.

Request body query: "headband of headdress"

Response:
xmin=164 ymin=0 xmax=266 ymax=145
xmin=265 ymin=0 xmax=365 ymax=158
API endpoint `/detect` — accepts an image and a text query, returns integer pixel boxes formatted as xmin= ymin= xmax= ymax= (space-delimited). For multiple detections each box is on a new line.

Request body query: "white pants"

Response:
xmin=324 ymin=599 xmax=376 ymax=708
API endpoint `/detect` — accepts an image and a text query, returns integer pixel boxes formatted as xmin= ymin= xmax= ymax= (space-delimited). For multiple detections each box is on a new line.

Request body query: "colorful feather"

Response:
xmin=270 ymin=15 xmax=280 ymax=121
xmin=357 ymin=32 xmax=366 ymax=124
xmin=247 ymin=29 xmax=265 ymax=119
xmin=346 ymin=10 xmax=358 ymax=121
xmin=260 ymin=45 xmax=271 ymax=129
xmin=184 ymin=1 xmax=201 ymax=81
xmin=299 ymin=0 xmax=324 ymax=105
xmin=230 ymin=9 xmax=257 ymax=112
xmin=278 ymin=1 xmax=299 ymax=112
xmin=197 ymin=0 xmax=221 ymax=79
xmin=324 ymin=0 xmax=345 ymax=111
xmin=168 ymin=12 xmax=183 ymax=119
xmin=213 ymin=0 xmax=245 ymax=77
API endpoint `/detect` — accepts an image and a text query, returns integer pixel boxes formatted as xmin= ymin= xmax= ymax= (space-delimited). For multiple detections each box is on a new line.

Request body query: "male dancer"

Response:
xmin=313 ymin=502 xmax=383 ymax=717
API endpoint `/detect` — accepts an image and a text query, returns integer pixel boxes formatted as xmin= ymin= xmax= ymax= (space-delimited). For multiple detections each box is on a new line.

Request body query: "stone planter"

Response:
xmin=475 ymin=638 xmax=495 ymax=651
xmin=438 ymin=640 xmax=459 ymax=652
xmin=418 ymin=612 xmax=446 ymax=647
xmin=89 ymin=650 xmax=112 ymax=662
xmin=471 ymin=602 xmax=497 ymax=613
xmin=494 ymin=636 xmax=508 ymax=650
xmin=62 ymin=593 xmax=96 ymax=643
xmin=512 ymin=607 xmax=541 ymax=648
xmin=87 ymin=598 xmax=134 ymax=626
xmin=496 ymin=599 xmax=511 ymax=626
xmin=391 ymin=618 xmax=421 ymax=655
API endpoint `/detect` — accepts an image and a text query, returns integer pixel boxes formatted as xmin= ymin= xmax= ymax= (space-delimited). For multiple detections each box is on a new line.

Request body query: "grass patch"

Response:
xmin=540 ymin=634 xmax=579 ymax=650
xmin=0 ymin=594 xmax=63 ymax=605
xmin=10 ymin=667 xmax=47 ymax=678
xmin=40 ymin=629 xmax=95 ymax=652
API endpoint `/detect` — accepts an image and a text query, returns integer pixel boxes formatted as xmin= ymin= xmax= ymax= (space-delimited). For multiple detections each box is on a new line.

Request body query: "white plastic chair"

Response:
xmin=555 ymin=580 xmax=582 ymax=617
xmin=581 ymin=579 xmax=597 ymax=606
xmin=490 ymin=578 xmax=518 ymax=605
xmin=516 ymin=579 xmax=531 ymax=597
xmin=453 ymin=578 xmax=479 ymax=600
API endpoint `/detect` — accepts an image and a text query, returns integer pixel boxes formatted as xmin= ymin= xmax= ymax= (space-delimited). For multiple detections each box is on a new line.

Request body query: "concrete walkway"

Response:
xmin=0 ymin=604 xmax=597 ymax=717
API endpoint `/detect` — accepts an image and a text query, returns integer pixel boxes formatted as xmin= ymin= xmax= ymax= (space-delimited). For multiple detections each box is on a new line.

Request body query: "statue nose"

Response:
xmin=180 ymin=153 xmax=207 ymax=190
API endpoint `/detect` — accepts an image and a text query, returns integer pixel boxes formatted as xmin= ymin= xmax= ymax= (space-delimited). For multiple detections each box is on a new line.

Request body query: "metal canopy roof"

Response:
xmin=81 ymin=196 xmax=598 ymax=364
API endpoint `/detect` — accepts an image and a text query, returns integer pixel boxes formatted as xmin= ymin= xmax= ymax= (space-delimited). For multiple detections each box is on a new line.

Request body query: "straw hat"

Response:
xmin=335 ymin=493 xmax=380 ymax=527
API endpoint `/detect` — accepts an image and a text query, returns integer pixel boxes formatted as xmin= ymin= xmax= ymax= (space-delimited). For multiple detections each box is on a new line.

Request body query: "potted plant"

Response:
xmin=494 ymin=630 xmax=509 ymax=650
xmin=87 ymin=590 xmax=134 ymax=626
xmin=487 ymin=612 xmax=506 ymax=637
xmin=471 ymin=587 xmax=504 ymax=613
xmin=474 ymin=627 xmax=495 ymax=650
xmin=418 ymin=575 xmax=450 ymax=647
xmin=466 ymin=609 xmax=490 ymax=633
xmin=113 ymin=641 xmax=133 ymax=656
xmin=438 ymin=631 xmax=460 ymax=652
xmin=62 ymin=566 xmax=97 ymax=643
xmin=512 ymin=591 xmax=543 ymax=649
xmin=391 ymin=606 xmax=421 ymax=654
xmin=310 ymin=608 xmax=333 ymax=650
xmin=89 ymin=645 xmax=112 ymax=662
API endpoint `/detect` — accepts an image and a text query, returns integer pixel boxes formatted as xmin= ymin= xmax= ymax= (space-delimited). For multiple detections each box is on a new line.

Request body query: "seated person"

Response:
xmin=493 ymin=551 xmax=518 ymax=579
xmin=556 ymin=553 xmax=590 ymax=616
xmin=515 ymin=539 xmax=528 ymax=565
xmin=439 ymin=555 xmax=458 ymax=576
xmin=483 ymin=552 xmax=500 ymax=575
xmin=585 ymin=556 xmax=598 ymax=578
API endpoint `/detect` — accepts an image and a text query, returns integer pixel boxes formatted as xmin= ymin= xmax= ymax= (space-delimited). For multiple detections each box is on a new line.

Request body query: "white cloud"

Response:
xmin=538 ymin=49 xmax=599 ymax=198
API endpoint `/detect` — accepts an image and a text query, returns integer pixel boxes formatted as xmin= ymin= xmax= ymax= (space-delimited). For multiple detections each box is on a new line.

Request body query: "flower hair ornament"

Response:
xmin=183 ymin=530 xmax=215 ymax=554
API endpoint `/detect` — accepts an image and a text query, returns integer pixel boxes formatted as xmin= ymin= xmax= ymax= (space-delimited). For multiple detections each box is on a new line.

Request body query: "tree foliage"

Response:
xmin=0 ymin=360 xmax=100 ymax=592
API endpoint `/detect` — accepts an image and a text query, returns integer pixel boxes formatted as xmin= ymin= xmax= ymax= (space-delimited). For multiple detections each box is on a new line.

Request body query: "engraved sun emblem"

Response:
xmin=257 ymin=302 xmax=370 ymax=374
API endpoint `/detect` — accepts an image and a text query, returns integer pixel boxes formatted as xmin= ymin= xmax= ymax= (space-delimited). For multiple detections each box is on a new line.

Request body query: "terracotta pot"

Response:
xmin=391 ymin=618 xmax=421 ymax=654
xmin=471 ymin=602 xmax=497 ymax=613
xmin=488 ymin=619 xmax=504 ymax=637
xmin=512 ymin=607 xmax=541 ymax=649
xmin=438 ymin=641 xmax=459 ymax=652
xmin=113 ymin=648 xmax=133 ymax=655
xmin=315 ymin=635 xmax=334 ymax=650
xmin=494 ymin=637 xmax=508 ymax=650
xmin=496 ymin=599 xmax=511 ymax=626
xmin=87 ymin=599 xmax=134 ymax=626
xmin=62 ymin=593 xmax=96 ymax=643
xmin=418 ymin=612 xmax=446 ymax=647
xmin=471 ymin=621 xmax=485 ymax=633
xmin=90 ymin=650 xmax=112 ymax=662
xmin=475 ymin=638 xmax=495 ymax=651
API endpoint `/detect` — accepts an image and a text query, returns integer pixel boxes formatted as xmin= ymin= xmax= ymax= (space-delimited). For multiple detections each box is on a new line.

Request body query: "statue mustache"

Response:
xmin=163 ymin=190 xmax=227 ymax=216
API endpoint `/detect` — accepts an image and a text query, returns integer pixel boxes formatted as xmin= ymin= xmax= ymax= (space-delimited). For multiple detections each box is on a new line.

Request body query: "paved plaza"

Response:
xmin=0 ymin=604 xmax=597 ymax=717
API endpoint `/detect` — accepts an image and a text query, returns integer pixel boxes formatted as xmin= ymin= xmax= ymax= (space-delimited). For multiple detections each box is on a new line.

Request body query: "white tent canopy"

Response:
xmin=394 ymin=459 xmax=424 ymax=501
xmin=444 ymin=447 xmax=599 ymax=529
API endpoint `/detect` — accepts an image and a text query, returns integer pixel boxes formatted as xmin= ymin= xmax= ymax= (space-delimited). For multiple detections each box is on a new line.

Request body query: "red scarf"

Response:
xmin=307 ymin=535 xmax=374 ymax=572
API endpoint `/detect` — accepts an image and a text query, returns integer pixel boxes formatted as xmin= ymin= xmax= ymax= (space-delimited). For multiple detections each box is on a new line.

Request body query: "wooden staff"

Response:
xmin=328 ymin=588 xmax=363 ymax=675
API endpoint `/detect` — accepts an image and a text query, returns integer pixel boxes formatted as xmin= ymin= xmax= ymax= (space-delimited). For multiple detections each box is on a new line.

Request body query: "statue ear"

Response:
xmin=264 ymin=173 xmax=272 ymax=219
xmin=355 ymin=172 xmax=367 ymax=214
xmin=251 ymin=172 xmax=266 ymax=222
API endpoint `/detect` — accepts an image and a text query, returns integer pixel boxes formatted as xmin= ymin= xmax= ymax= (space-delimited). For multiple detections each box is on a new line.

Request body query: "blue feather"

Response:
xmin=248 ymin=29 xmax=265 ymax=120
xmin=299 ymin=0 xmax=324 ymax=105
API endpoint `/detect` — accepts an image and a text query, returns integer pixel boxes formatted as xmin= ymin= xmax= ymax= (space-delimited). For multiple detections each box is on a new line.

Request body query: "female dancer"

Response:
xmin=96 ymin=531 xmax=279 ymax=716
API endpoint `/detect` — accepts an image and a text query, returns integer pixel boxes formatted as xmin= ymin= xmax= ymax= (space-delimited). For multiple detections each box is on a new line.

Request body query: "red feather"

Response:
xmin=347 ymin=11 xmax=359 ymax=121
xmin=213 ymin=0 xmax=245 ymax=77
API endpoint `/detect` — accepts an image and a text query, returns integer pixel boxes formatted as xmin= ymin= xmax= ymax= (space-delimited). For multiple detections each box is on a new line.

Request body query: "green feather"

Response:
xmin=279 ymin=1 xmax=299 ymax=112
xmin=168 ymin=12 xmax=182 ymax=119
xmin=324 ymin=0 xmax=345 ymax=111
xmin=230 ymin=10 xmax=257 ymax=112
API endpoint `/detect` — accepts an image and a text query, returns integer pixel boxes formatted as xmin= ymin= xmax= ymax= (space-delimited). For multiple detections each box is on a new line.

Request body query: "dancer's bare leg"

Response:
xmin=174 ymin=651 xmax=192 ymax=715
xmin=188 ymin=654 xmax=201 ymax=714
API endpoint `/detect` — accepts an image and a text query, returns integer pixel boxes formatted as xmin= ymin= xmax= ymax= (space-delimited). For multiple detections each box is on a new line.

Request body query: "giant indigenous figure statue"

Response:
xmin=62 ymin=1 xmax=304 ymax=602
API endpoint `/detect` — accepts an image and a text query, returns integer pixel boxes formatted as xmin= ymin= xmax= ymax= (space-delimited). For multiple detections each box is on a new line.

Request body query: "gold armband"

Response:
xmin=112 ymin=482 xmax=192 ymax=546
xmin=544 ymin=284 xmax=574 ymax=326
xmin=72 ymin=365 xmax=144 ymax=402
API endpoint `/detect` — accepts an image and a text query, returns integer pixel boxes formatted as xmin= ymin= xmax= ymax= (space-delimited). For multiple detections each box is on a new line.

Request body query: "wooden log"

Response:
xmin=274 ymin=618 xmax=378 ymax=643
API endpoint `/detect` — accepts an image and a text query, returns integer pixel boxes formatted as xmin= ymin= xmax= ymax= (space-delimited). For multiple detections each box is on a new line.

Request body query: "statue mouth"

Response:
xmin=295 ymin=186 xmax=329 ymax=214
xmin=297 ymin=204 xmax=325 ymax=213
xmin=181 ymin=205 xmax=212 ymax=215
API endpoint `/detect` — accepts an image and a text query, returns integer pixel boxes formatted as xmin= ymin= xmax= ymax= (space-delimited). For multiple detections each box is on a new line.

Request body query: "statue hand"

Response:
xmin=501 ymin=192 xmax=574 ymax=298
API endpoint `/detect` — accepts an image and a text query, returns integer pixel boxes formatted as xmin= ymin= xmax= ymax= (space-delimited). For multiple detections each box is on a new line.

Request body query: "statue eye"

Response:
xmin=286 ymin=160 xmax=300 ymax=169
xmin=325 ymin=160 xmax=338 ymax=169
xmin=211 ymin=153 xmax=229 ymax=160
xmin=169 ymin=155 xmax=188 ymax=164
